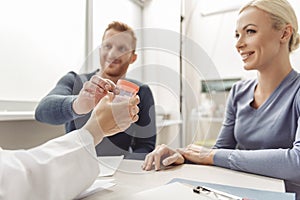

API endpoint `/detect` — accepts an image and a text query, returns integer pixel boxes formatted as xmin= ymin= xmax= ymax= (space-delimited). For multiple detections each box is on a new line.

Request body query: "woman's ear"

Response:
xmin=280 ymin=24 xmax=293 ymax=43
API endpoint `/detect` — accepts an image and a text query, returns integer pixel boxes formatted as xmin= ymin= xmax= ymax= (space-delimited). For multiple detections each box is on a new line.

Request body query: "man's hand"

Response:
xmin=73 ymin=75 xmax=117 ymax=115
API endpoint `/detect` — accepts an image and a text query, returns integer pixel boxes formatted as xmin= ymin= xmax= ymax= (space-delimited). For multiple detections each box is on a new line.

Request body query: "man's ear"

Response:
xmin=281 ymin=24 xmax=293 ymax=43
xmin=130 ymin=53 xmax=137 ymax=64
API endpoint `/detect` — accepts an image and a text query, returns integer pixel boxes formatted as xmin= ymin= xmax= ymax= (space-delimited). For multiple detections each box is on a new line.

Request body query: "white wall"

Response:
xmin=0 ymin=0 xmax=86 ymax=101
xmin=142 ymin=0 xmax=181 ymax=113
xmin=142 ymin=0 xmax=182 ymax=147
xmin=289 ymin=0 xmax=300 ymax=68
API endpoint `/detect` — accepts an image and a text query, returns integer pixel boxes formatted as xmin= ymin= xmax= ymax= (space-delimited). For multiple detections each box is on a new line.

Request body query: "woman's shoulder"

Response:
xmin=231 ymin=78 xmax=256 ymax=93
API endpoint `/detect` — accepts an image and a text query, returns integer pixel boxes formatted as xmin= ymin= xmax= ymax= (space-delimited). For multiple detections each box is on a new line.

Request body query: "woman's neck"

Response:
xmin=250 ymin=52 xmax=292 ymax=109
xmin=256 ymin=56 xmax=292 ymax=95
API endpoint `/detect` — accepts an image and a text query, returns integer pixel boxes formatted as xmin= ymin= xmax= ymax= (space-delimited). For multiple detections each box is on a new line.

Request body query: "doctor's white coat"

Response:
xmin=0 ymin=129 xmax=100 ymax=200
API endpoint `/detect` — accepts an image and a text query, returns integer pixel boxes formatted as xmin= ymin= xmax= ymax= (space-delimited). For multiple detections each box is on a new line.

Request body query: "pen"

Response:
xmin=193 ymin=185 xmax=250 ymax=200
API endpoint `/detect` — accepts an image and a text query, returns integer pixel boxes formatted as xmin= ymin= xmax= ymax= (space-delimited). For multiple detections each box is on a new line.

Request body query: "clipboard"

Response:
xmin=112 ymin=177 xmax=295 ymax=200
xmin=112 ymin=182 xmax=213 ymax=200
xmin=168 ymin=178 xmax=295 ymax=200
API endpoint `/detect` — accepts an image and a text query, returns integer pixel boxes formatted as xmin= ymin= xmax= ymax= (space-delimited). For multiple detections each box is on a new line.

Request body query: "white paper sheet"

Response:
xmin=75 ymin=179 xmax=115 ymax=199
xmin=98 ymin=155 xmax=124 ymax=177
xmin=74 ymin=156 xmax=124 ymax=199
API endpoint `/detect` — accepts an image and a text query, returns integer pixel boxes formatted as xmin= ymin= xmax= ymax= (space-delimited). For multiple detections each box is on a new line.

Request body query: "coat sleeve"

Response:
xmin=0 ymin=129 xmax=100 ymax=200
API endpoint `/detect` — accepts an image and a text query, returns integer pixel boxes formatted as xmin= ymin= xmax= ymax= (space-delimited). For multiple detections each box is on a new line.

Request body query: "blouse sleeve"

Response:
xmin=214 ymin=85 xmax=238 ymax=149
xmin=213 ymin=86 xmax=300 ymax=193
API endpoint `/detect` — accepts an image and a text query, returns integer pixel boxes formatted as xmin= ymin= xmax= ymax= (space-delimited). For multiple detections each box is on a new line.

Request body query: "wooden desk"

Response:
xmin=84 ymin=159 xmax=284 ymax=199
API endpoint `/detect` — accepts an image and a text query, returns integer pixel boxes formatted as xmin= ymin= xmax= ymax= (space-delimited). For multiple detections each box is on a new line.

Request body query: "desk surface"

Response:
xmin=84 ymin=159 xmax=284 ymax=200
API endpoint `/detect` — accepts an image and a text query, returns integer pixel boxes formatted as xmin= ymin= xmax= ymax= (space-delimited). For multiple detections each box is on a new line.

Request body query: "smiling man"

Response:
xmin=35 ymin=21 xmax=156 ymax=160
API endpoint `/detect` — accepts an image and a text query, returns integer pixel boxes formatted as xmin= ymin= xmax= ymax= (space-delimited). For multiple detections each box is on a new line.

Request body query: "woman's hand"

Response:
xmin=142 ymin=144 xmax=185 ymax=171
xmin=142 ymin=144 xmax=216 ymax=171
xmin=177 ymin=144 xmax=215 ymax=165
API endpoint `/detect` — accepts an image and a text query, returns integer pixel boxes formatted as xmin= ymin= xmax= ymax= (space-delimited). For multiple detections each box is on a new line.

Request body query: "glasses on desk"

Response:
xmin=193 ymin=186 xmax=244 ymax=200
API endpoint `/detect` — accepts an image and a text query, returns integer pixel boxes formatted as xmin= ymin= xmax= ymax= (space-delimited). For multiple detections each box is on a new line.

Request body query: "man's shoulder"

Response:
xmin=66 ymin=70 xmax=97 ymax=82
xmin=63 ymin=70 xmax=96 ymax=79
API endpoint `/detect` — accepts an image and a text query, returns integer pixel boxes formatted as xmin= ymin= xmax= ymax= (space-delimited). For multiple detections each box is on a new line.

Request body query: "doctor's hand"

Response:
xmin=142 ymin=144 xmax=185 ymax=171
xmin=83 ymin=92 xmax=140 ymax=145
xmin=177 ymin=144 xmax=215 ymax=165
xmin=73 ymin=75 xmax=118 ymax=115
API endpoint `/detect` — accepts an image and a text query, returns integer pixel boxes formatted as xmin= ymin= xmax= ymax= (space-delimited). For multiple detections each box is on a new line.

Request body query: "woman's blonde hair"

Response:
xmin=239 ymin=0 xmax=299 ymax=52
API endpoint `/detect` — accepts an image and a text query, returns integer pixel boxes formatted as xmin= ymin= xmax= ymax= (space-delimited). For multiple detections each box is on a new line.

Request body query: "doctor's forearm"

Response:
xmin=0 ymin=129 xmax=99 ymax=200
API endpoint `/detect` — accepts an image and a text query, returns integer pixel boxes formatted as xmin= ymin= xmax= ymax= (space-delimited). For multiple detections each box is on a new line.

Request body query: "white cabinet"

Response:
xmin=0 ymin=120 xmax=64 ymax=150
xmin=0 ymin=100 xmax=64 ymax=150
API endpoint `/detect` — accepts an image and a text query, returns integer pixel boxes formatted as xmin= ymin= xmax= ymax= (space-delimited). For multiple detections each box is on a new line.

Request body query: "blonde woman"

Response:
xmin=143 ymin=0 xmax=300 ymax=198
